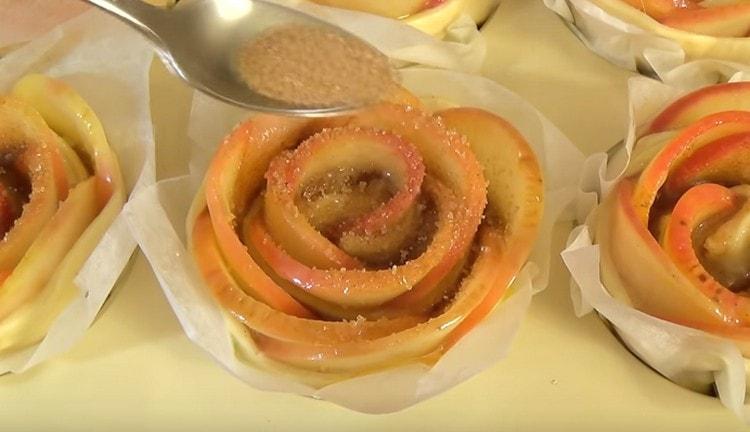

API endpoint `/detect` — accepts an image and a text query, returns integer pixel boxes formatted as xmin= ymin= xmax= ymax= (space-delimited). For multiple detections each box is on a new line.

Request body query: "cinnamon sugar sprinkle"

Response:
xmin=235 ymin=24 xmax=397 ymax=108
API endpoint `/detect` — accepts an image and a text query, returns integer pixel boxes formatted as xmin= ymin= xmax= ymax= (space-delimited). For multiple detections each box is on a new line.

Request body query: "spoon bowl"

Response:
xmin=86 ymin=0 xmax=363 ymax=116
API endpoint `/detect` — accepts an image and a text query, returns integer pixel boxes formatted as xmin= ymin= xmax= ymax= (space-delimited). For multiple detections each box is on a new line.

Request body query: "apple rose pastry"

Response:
xmin=560 ymin=0 xmax=750 ymax=66
xmin=598 ymin=81 xmax=750 ymax=353
xmin=0 ymin=74 xmax=123 ymax=353
xmin=616 ymin=0 xmax=750 ymax=37
xmin=188 ymin=97 xmax=543 ymax=383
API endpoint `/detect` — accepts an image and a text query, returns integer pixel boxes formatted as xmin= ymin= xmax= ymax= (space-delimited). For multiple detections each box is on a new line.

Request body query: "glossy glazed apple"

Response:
xmin=189 ymin=90 xmax=543 ymax=384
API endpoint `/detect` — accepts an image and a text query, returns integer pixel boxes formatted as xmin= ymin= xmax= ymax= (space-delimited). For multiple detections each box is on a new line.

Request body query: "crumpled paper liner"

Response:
xmin=0 ymin=10 xmax=155 ymax=373
xmin=266 ymin=0 xmax=487 ymax=73
xmin=126 ymin=66 xmax=584 ymax=413
xmin=544 ymin=0 xmax=750 ymax=78
xmin=561 ymin=61 xmax=750 ymax=422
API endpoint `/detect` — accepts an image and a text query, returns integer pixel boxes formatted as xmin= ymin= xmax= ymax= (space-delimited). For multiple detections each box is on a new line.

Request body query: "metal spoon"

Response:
xmin=84 ymin=0 xmax=360 ymax=116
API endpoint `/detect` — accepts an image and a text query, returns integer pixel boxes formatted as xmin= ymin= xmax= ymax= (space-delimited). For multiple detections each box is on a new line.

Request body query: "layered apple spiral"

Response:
xmin=598 ymin=82 xmax=750 ymax=354
xmin=0 ymin=74 xmax=123 ymax=353
xmin=189 ymin=96 xmax=543 ymax=382
xmin=615 ymin=0 xmax=750 ymax=37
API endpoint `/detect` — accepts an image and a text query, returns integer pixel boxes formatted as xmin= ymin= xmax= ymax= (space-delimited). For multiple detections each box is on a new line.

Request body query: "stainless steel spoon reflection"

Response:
xmin=84 ymin=0 xmax=363 ymax=116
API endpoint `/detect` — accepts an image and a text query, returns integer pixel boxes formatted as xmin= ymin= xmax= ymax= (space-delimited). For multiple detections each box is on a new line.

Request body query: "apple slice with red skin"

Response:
xmin=660 ymin=4 xmax=750 ymax=37
xmin=633 ymin=110 xmax=750 ymax=226
xmin=662 ymin=132 xmax=750 ymax=199
xmin=203 ymin=115 xmax=316 ymax=319
xmin=648 ymin=82 xmax=750 ymax=134
xmin=192 ymin=210 xmax=427 ymax=341
xmin=619 ymin=0 xmax=701 ymax=20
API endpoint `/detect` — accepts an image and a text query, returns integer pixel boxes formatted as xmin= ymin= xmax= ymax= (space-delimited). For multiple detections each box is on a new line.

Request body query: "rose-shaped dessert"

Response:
xmin=0 ymin=74 xmax=123 ymax=353
xmin=598 ymin=81 xmax=750 ymax=356
xmin=188 ymin=91 xmax=543 ymax=384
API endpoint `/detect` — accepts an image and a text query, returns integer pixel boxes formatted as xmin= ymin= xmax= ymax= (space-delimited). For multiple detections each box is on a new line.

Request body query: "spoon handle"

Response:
xmin=82 ymin=0 xmax=167 ymax=44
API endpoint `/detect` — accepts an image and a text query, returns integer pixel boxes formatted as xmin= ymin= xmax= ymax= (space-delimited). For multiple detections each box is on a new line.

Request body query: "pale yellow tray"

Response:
xmin=0 ymin=0 xmax=746 ymax=430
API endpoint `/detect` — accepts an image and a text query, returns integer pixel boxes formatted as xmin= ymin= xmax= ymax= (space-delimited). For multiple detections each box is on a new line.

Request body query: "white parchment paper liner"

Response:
xmin=561 ymin=61 xmax=750 ymax=422
xmin=266 ymin=0 xmax=487 ymax=73
xmin=0 ymin=10 xmax=155 ymax=373
xmin=544 ymin=0 xmax=750 ymax=78
xmin=126 ymin=67 xmax=584 ymax=413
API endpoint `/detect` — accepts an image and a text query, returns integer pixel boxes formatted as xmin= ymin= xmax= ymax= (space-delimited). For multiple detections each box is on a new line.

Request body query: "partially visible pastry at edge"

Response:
xmin=0 ymin=74 xmax=124 ymax=354
xmin=309 ymin=0 xmax=500 ymax=33
xmin=188 ymin=88 xmax=543 ymax=386
xmin=597 ymin=82 xmax=750 ymax=356
xmin=617 ymin=0 xmax=750 ymax=37
xmin=586 ymin=0 xmax=750 ymax=63
xmin=311 ymin=0 xmax=441 ymax=19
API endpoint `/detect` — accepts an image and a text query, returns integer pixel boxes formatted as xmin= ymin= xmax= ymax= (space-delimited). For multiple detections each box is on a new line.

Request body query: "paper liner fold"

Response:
xmin=562 ymin=61 xmax=750 ymax=422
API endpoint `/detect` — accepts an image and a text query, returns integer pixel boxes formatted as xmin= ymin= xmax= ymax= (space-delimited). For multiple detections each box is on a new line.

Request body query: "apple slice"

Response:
xmin=648 ymin=82 xmax=750 ymax=133
xmin=203 ymin=115 xmax=316 ymax=319
xmin=0 ymin=178 xmax=98 ymax=321
xmin=662 ymin=132 xmax=750 ymax=199
xmin=633 ymin=110 xmax=750 ymax=226
xmin=600 ymin=180 xmax=734 ymax=326
xmin=438 ymin=107 xmax=544 ymax=343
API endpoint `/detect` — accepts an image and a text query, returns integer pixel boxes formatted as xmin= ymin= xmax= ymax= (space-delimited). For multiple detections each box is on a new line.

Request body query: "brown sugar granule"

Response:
xmin=235 ymin=24 xmax=397 ymax=108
